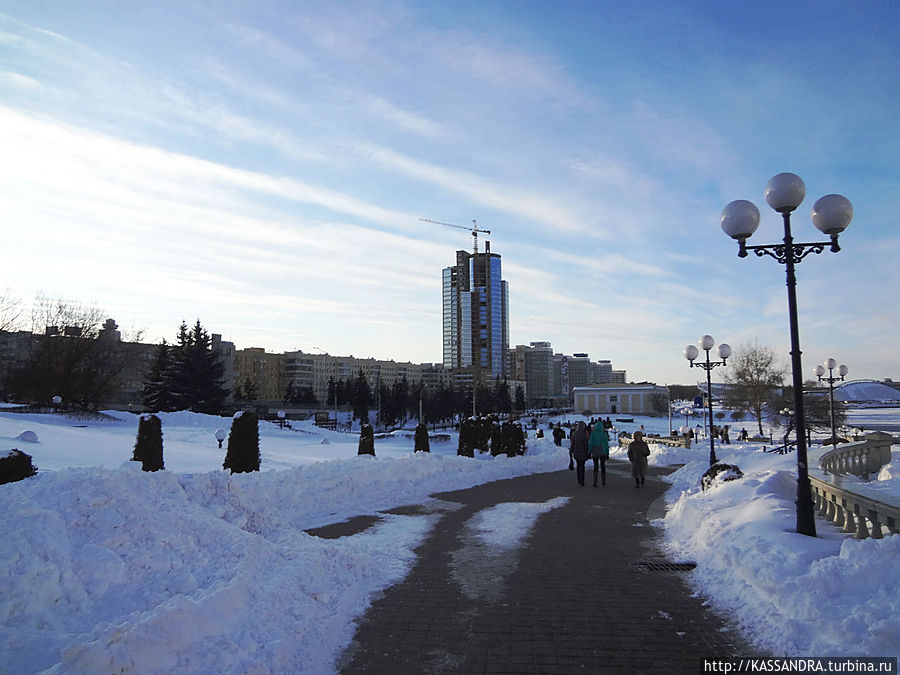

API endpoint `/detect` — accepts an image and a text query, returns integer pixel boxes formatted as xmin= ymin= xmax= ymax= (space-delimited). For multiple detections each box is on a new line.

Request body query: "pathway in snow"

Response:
xmin=339 ymin=463 xmax=752 ymax=674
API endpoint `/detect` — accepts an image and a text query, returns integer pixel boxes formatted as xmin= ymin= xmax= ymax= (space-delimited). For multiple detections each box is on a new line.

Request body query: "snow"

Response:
xmin=835 ymin=381 xmax=900 ymax=404
xmin=1 ymin=408 xmax=898 ymax=671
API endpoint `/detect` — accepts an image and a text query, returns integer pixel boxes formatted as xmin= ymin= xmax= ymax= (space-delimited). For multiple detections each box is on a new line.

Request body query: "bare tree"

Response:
xmin=0 ymin=288 xmax=23 ymax=332
xmin=7 ymin=294 xmax=143 ymax=408
xmin=724 ymin=340 xmax=786 ymax=436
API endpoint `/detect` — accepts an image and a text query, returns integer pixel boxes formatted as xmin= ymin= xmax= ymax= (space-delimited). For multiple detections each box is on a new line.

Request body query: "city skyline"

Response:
xmin=1 ymin=2 xmax=898 ymax=385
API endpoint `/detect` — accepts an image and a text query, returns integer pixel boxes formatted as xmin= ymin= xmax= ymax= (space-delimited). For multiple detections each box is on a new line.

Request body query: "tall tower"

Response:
xmin=442 ymin=241 xmax=509 ymax=379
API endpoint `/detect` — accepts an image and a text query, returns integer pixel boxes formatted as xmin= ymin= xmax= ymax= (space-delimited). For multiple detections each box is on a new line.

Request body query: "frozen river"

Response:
xmin=845 ymin=406 xmax=900 ymax=434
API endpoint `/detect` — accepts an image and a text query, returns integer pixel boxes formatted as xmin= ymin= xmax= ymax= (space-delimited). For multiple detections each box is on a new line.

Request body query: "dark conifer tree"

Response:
xmin=414 ymin=423 xmax=430 ymax=452
xmin=223 ymin=411 xmax=260 ymax=474
xmin=171 ymin=320 xmax=228 ymax=413
xmin=140 ymin=341 xmax=174 ymax=412
xmin=132 ymin=414 xmax=164 ymax=471
xmin=350 ymin=369 xmax=370 ymax=422
xmin=514 ymin=385 xmax=526 ymax=412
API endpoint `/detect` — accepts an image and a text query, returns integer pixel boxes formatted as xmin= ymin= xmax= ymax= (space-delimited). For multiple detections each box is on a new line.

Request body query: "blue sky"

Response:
xmin=1 ymin=1 xmax=898 ymax=386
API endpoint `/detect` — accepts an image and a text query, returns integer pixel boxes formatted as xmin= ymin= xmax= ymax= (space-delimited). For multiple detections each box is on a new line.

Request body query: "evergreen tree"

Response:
xmin=514 ymin=385 xmax=526 ymax=412
xmin=350 ymin=369 xmax=370 ymax=422
xmin=494 ymin=378 xmax=512 ymax=414
xmin=283 ymin=381 xmax=296 ymax=404
xmin=414 ymin=423 xmax=430 ymax=452
xmin=171 ymin=320 xmax=228 ymax=413
xmin=223 ymin=411 xmax=260 ymax=473
xmin=132 ymin=414 xmax=164 ymax=471
xmin=241 ymin=377 xmax=258 ymax=403
xmin=141 ymin=341 xmax=174 ymax=412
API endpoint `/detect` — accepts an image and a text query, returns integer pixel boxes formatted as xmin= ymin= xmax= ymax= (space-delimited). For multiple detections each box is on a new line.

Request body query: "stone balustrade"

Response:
xmin=810 ymin=474 xmax=900 ymax=539
xmin=819 ymin=431 xmax=893 ymax=478
xmin=809 ymin=431 xmax=898 ymax=539
xmin=618 ymin=433 xmax=691 ymax=449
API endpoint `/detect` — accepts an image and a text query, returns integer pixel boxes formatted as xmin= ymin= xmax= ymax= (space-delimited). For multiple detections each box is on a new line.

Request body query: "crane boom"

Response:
xmin=420 ymin=218 xmax=491 ymax=254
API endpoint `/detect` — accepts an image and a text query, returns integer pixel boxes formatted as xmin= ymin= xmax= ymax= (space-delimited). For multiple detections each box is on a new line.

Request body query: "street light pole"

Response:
xmin=721 ymin=172 xmax=853 ymax=537
xmin=816 ymin=359 xmax=847 ymax=447
xmin=684 ymin=336 xmax=731 ymax=466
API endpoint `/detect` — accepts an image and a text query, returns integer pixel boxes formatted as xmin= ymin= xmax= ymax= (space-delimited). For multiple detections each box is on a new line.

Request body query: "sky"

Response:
xmin=1 ymin=408 xmax=898 ymax=670
xmin=1 ymin=1 xmax=898 ymax=386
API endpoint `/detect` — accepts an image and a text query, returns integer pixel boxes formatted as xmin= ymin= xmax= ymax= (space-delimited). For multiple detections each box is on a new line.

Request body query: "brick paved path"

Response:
xmin=337 ymin=460 xmax=753 ymax=674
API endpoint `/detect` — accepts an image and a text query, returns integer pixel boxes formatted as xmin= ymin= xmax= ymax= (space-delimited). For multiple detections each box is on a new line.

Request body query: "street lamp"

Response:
xmin=722 ymin=172 xmax=853 ymax=537
xmin=214 ymin=427 xmax=227 ymax=449
xmin=815 ymin=359 xmax=847 ymax=447
xmin=684 ymin=335 xmax=731 ymax=466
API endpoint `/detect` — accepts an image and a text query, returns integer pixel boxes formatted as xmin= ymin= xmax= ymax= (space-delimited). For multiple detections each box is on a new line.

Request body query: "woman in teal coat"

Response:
xmin=588 ymin=422 xmax=610 ymax=486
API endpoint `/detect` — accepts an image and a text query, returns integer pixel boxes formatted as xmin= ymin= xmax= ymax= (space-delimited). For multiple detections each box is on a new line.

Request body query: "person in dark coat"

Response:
xmin=552 ymin=424 xmax=565 ymax=447
xmin=627 ymin=430 xmax=650 ymax=487
xmin=569 ymin=421 xmax=589 ymax=486
xmin=588 ymin=421 xmax=610 ymax=486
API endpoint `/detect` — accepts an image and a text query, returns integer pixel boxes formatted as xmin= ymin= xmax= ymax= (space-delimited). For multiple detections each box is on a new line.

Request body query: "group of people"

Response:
xmin=567 ymin=419 xmax=651 ymax=488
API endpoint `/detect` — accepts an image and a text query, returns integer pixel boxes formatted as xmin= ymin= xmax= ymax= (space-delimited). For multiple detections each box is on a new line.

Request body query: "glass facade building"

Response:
xmin=442 ymin=243 xmax=509 ymax=379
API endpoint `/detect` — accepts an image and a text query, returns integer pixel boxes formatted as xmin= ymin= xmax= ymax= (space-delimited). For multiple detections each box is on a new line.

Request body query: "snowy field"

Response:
xmin=1 ymin=408 xmax=898 ymax=672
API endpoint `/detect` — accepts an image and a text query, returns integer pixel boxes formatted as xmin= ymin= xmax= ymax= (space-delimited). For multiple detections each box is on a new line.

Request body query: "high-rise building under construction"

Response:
xmin=442 ymin=241 xmax=509 ymax=379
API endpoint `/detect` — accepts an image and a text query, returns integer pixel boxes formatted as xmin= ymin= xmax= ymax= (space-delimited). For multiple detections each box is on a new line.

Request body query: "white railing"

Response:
xmin=809 ymin=432 xmax=899 ymax=539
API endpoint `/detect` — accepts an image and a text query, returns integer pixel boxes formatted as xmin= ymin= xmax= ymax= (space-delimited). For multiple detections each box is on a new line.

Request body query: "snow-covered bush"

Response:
xmin=0 ymin=449 xmax=38 ymax=485
xmin=700 ymin=463 xmax=743 ymax=491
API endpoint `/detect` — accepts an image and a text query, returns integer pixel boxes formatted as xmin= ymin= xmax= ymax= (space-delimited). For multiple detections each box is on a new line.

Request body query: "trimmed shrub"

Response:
xmin=413 ymin=423 xmax=430 ymax=452
xmin=701 ymin=463 xmax=744 ymax=491
xmin=132 ymin=414 xmax=165 ymax=471
xmin=358 ymin=423 xmax=375 ymax=456
xmin=223 ymin=411 xmax=260 ymax=474
xmin=0 ymin=449 xmax=38 ymax=485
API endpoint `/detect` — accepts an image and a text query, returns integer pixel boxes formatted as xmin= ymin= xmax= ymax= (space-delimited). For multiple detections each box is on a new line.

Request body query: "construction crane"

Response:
xmin=420 ymin=218 xmax=491 ymax=255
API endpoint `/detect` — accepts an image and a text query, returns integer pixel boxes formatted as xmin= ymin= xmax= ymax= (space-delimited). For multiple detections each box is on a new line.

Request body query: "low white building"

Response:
xmin=573 ymin=383 xmax=667 ymax=416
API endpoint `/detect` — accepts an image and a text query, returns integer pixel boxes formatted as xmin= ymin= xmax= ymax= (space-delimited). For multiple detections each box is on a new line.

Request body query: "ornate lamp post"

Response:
xmin=721 ymin=172 xmax=853 ymax=537
xmin=684 ymin=336 xmax=731 ymax=466
xmin=815 ymin=359 xmax=847 ymax=447
xmin=214 ymin=427 xmax=227 ymax=449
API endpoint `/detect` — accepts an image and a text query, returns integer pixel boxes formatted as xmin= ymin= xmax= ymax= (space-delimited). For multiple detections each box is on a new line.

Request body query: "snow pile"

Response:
xmin=662 ymin=447 xmax=900 ymax=658
xmin=0 ymin=418 xmax=569 ymax=673
xmin=2 ymin=408 xmax=898 ymax=670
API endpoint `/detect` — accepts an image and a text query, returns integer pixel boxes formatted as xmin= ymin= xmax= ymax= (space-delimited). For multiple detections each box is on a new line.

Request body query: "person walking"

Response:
xmin=627 ymin=430 xmax=650 ymax=487
xmin=569 ymin=421 xmax=589 ymax=486
xmin=588 ymin=420 xmax=610 ymax=486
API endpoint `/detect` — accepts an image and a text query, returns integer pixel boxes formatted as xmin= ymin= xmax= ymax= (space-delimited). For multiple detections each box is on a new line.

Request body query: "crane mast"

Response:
xmin=419 ymin=218 xmax=491 ymax=255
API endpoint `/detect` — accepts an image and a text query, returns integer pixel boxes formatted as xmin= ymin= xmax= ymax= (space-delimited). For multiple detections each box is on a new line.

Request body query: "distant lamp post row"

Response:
xmin=721 ymin=172 xmax=853 ymax=538
xmin=816 ymin=359 xmax=848 ymax=448
xmin=684 ymin=335 xmax=731 ymax=467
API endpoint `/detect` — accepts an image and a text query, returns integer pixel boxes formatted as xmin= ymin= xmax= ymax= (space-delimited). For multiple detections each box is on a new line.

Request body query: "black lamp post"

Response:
xmin=815 ymin=359 xmax=847 ymax=447
xmin=721 ymin=172 xmax=853 ymax=537
xmin=684 ymin=335 xmax=731 ymax=466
